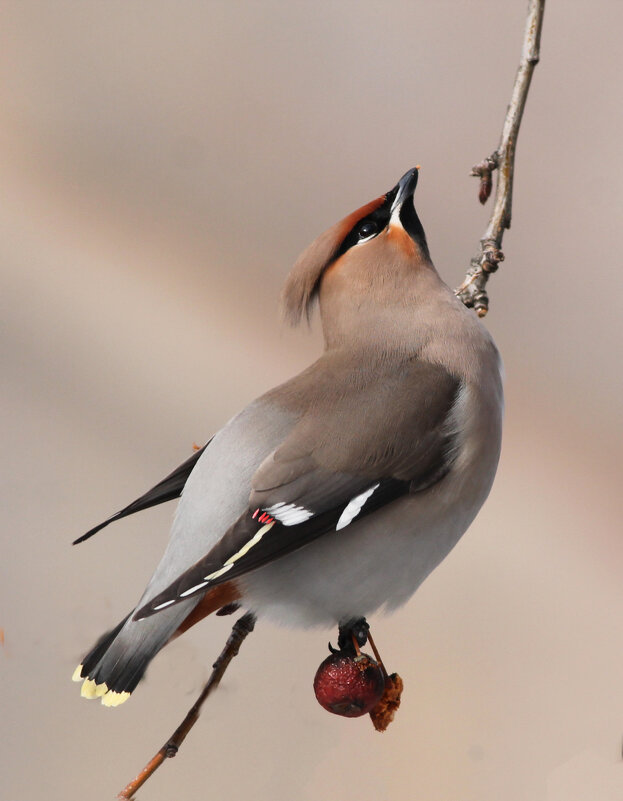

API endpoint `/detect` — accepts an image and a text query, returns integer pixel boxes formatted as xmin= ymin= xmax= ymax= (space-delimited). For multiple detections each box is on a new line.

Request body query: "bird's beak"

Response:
xmin=388 ymin=167 xmax=419 ymax=214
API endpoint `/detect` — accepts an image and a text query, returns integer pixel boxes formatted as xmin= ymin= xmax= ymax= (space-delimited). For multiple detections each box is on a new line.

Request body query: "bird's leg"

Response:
xmin=335 ymin=617 xmax=370 ymax=655
xmin=215 ymin=602 xmax=241 ymax=616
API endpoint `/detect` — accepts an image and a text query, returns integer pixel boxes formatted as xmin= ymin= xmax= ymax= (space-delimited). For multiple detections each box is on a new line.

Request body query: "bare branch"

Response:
xmin=456 ymin=0 xmax=545 ymax=316
xmin=116 ymin=612 xmax=257 ymax=800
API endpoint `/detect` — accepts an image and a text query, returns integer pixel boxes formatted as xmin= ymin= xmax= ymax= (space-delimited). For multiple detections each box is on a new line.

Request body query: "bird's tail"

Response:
xmin=72 ymin=599 xmax=199 ymax=707
xmin=72 ymin=583 xmax=241 ymax=706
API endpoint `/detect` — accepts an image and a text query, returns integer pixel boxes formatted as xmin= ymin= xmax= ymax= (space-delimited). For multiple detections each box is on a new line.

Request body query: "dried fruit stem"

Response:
xmin=366 ymin=630 xmax=387 ymax=678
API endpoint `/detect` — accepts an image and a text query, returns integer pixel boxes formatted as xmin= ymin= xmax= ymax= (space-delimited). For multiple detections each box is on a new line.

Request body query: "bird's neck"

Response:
xmin=319 ymin=261 xmax=449 ymax=354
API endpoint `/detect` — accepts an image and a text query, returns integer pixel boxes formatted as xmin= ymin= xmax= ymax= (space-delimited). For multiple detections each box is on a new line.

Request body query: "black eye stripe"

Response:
xmin=334 ymin=197 xmax=393 ymax=259
xmin=330 ymin=179 xmax=428 ymax=264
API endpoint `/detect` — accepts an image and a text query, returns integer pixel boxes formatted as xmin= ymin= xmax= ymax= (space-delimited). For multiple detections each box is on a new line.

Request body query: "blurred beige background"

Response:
xmin=2 ymin=1 xmax=622 ymax=800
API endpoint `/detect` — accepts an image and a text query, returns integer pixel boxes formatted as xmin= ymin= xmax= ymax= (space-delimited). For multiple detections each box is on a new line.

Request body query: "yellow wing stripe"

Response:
xmin=225 ymin=521 xmax=275 ymax=566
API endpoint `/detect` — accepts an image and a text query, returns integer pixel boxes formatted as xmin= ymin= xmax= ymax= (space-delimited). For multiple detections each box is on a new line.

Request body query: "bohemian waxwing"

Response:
xmin=73 ymin=168 xmax=503 ymax=707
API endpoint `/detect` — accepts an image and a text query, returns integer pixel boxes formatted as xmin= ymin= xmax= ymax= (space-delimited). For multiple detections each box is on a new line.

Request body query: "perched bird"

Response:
xmin=73 ymin=168 xmax=503 ymax=707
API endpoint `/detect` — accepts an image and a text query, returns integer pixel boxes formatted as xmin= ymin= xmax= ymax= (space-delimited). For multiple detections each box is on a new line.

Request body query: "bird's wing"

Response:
xmin=135 ymin=358 xmax=461 ymax=619
xmin=73 ymin=443 xmax=210 ymax=544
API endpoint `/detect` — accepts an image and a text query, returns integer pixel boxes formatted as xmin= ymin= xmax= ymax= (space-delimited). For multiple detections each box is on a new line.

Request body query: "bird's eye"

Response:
xmin=357 ymin=221 xmax=378 ymax=241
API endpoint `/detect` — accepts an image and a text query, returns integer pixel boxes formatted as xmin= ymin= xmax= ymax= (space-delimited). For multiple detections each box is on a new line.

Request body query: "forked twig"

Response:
xmin=456 ymin=0 xmax=545 ymax=316
xmin=116 ymin=612 xmax=256 ymax=800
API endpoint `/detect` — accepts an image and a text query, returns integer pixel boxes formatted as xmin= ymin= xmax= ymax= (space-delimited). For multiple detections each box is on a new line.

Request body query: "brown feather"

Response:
xmin=281 ymin=196 xmax=385 ymax=325
xmin=170 ymin=580 xmax=242 ymax=639
xmin=387 ymin=222 xmax=418 ymax=258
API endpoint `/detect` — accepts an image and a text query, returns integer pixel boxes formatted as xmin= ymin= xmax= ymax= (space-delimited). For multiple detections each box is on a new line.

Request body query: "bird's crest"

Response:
xmin=281 ymin=196 xmax=385 ymax=325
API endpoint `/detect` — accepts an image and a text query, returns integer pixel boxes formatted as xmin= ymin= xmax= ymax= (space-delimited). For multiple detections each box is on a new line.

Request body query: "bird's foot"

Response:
xmin=329 ymin=617 xmax=369 ymax=656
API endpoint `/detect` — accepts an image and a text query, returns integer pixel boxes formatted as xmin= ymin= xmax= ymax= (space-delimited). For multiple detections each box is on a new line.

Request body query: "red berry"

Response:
xmin=313 ymin=652 xmax=385 ymax=717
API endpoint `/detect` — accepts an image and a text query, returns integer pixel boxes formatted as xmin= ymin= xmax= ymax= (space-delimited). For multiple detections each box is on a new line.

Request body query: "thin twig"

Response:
xmin=456 ymin=0 xmax=545 ymax=316
xmin=116 ymin=612 xmax=256 ymax=800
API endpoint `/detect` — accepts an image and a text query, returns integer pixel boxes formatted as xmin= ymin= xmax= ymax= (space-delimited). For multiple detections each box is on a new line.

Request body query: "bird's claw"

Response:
xmin=335 ymin=617 xmax=369 ymax=655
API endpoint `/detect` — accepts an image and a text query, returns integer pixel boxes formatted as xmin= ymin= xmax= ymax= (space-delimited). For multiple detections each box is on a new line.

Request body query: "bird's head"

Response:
xmin=282 ymin=168 xmax=437 ymax=346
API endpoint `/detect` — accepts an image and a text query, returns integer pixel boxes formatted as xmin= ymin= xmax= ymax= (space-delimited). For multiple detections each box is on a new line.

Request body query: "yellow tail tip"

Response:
xmin=80 ymin=678 xmax=108 ymax=699
xmin=75 ymin=670 xmax=130 ymax=705
xmin=101 ymin=690 xmax=131 ymax=707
